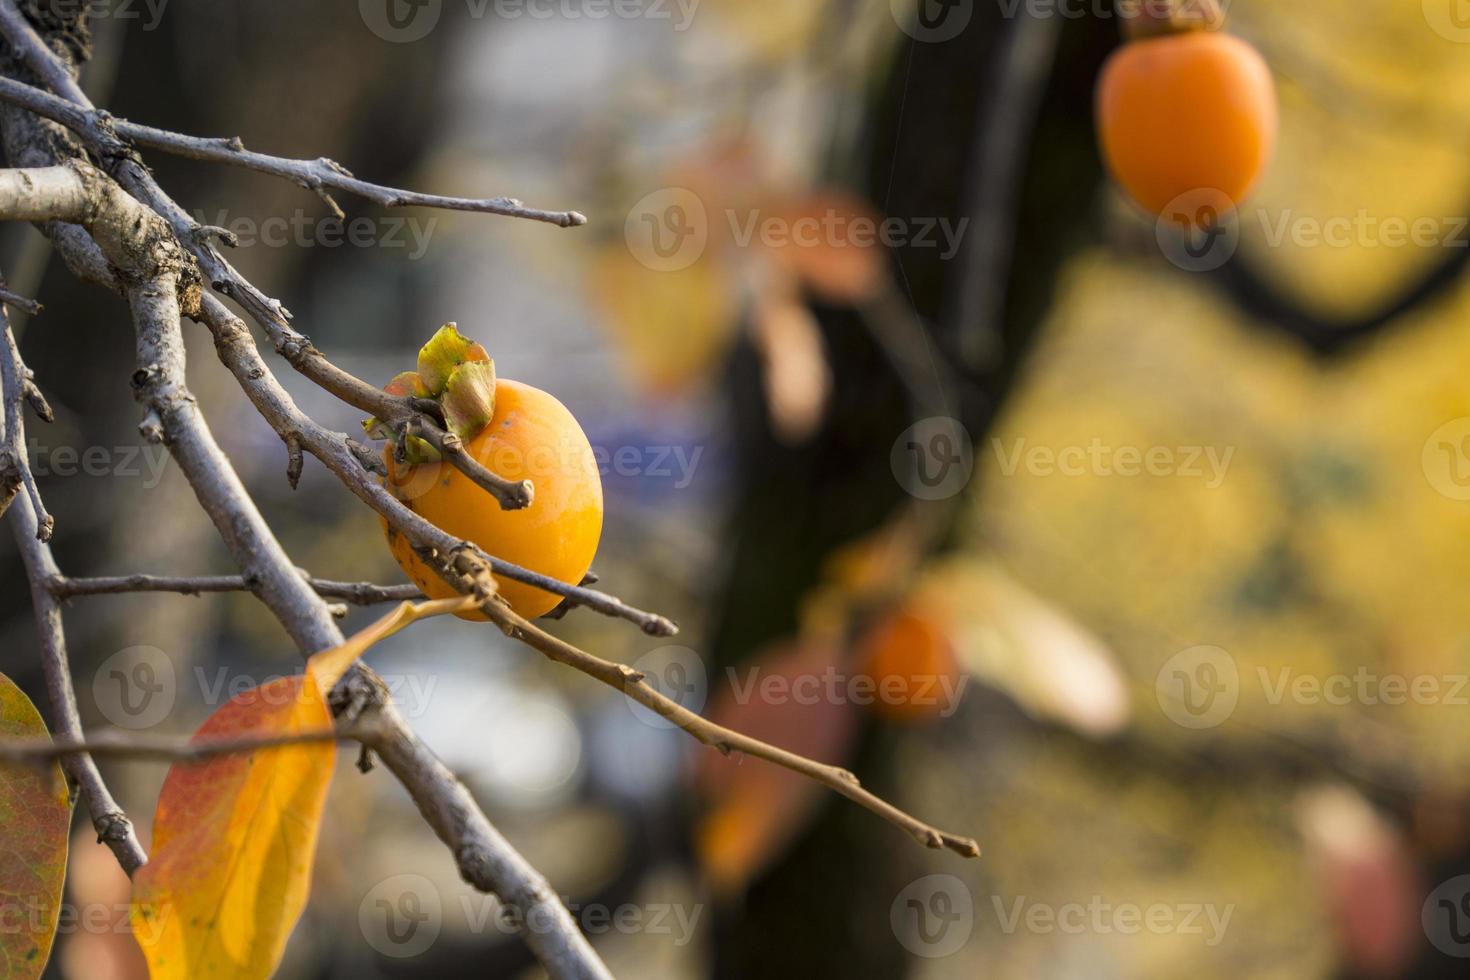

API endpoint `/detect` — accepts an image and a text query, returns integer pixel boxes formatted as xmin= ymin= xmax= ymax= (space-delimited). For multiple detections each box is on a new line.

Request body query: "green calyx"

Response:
xmin=364 ymin=323 xmax=498 ymax=464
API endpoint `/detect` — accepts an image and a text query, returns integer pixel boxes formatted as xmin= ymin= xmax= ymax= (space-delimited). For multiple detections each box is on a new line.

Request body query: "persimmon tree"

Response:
xmin=0 ymin=5 xmax=976 ymax=979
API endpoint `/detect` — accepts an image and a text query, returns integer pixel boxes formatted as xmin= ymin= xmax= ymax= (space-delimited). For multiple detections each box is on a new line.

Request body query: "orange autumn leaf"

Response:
xmin=130 ymin=596 xmax=476 ymax=979
xmin=0 ymin=673 xmax=72 ymax=980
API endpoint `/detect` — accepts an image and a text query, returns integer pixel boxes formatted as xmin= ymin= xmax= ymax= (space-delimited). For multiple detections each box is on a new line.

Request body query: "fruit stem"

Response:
xmin=1119 ymin=0 xmax=1224 ymax=41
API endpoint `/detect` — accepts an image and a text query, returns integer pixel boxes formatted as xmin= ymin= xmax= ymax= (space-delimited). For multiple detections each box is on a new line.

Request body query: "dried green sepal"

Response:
xmin=384 ymin=371 xmax=432 ymax=399
xmin=441 ymin=359 xmax=497 ymax=442
xmin=417 ymin=323 xmax=491 ymax=395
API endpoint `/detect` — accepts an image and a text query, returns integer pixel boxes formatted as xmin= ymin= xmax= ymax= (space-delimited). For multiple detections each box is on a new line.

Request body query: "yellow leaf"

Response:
xmin=131 ymin=596 xmax=476 ymax=978
xmin=0 ymin=673 xmax=72 ymax=980
xmin=129 ymin=672 xmax=334 ymax=979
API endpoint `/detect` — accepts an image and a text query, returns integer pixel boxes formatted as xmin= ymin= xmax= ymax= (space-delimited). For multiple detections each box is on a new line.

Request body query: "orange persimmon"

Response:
xmin=1096 ymin=27 xmax=1276 ymax=221
xmin=855 ymin=607 xmax=962 ymax=723
xmin=378 ymin=325 xmax=603 ymax=620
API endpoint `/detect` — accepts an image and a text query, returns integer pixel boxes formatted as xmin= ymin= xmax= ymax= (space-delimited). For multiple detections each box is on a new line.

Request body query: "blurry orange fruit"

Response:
xmin=1096 ymin=29 xmax=1276 ymax=220
xmin=856 ymin=607 xmax=961 ymax=723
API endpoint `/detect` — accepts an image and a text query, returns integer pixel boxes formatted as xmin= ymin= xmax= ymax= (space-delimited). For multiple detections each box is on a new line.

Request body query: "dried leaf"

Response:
xmin=129 ymin=673 xmax=334 ymax=979
xmin=130 ymin=597 xmax=475 ymax=978
xmin=917 ymin=559 xmax=1131 ymax=738
xmin=0 ymin=673 xmax=72 ymax=980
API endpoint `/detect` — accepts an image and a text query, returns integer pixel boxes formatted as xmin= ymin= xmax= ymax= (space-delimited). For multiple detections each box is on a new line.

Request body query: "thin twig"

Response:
xmin=201 ymin=296 xmax=677 ymax=638
xmin=50 ymin=572 xmax=424 ymax=604
xmin=0 ymin=723 xmax=378 ymax=764
xmin=0 ymin=281 xmax=40 ymax=315
xmin=0 ymin=294 xmax=148 ymax=874
xmin=0 ymin=27 xmax=614 ymax=969
xmin=0 ymin=75 xmax=536 ymax=513
xmin=480 ymin=599 xmax=981 ymax=858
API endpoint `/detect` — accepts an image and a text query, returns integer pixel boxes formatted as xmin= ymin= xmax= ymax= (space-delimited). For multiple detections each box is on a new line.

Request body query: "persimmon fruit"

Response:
xmin=855 ymin=606 xmax=961 ymax=723
xmin=378 ymin=325 xmax=603 ymax=621
xmin=1096 ymin=21 xmax=1276 ymax=221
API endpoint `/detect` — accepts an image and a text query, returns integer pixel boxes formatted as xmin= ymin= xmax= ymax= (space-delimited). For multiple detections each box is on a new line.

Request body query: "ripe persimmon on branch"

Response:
xmin=0 ymin=4 xmax=977 ymax=978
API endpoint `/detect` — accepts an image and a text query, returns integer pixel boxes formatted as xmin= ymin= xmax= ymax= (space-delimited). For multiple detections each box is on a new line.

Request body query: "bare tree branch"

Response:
xmin=0 ymin=10 xmax=981 ymax=977
xmin=0 ymin=74 xmax=586 ymax=228
xmin=0 ymin=72 xmax=538 ymax=512
xmin=0 ymin=21 xmax=617 ymax=976
xmin=198 ymin=293 xmax=679 ymax=637
xmin=0 ymin=280 xmax=40 ymax=315
xmin=480 ymin=599 xmax=982 ymax=858
xmin=51 ymin=572 xmax=424 ymax=604
xmin=1 ymin=298 xmax=148 ymax=874
xmin=0 ymin=723 xmax=379 ymax=764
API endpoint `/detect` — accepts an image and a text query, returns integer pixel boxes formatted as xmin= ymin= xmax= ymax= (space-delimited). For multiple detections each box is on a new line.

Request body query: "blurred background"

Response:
xmin=4 ymin=0 xmax=1470 ymax=977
